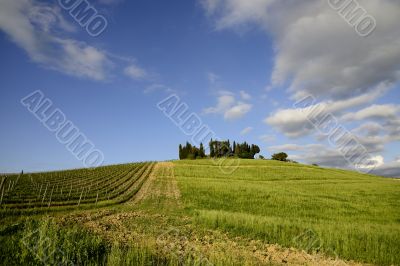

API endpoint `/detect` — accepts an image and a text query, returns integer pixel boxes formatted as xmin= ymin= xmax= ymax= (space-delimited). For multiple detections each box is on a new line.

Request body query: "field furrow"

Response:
xmin=0 ymin=162 xmax=155 ymax=209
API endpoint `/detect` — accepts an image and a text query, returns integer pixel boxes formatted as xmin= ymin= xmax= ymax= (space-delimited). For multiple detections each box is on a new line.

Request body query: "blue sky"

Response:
xmin=0 ymin=0 xmax=399 ymax=177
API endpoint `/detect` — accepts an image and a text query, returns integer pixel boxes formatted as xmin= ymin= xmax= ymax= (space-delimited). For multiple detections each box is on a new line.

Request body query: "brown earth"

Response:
xmin=59 ymin=162 xmax=371 ymax=266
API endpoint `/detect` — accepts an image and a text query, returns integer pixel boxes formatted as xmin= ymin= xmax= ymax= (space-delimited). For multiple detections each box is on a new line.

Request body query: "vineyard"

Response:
xmin=0 ymin=162 xmax=155 ymax=210
xmin=0 ymin=160 xmax=399 ymax=265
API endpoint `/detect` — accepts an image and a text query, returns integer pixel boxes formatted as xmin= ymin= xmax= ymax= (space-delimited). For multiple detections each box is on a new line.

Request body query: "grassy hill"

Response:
xmin=0 ymin=159 xmax=399 ymax=265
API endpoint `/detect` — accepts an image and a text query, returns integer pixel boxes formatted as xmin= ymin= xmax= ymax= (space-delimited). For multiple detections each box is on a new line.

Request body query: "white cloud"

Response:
xmin=259 ymin=134 xmax=275 ymax=143
xmin=357 ymin=155 xmax=384 ymax=169
xmin=201 ymin=0 xmax=275 ymax=30
xmin=269 ymin=143 xmax=313 ymax=152
xmin=265 ymin=85 xmax=273 ymax=92
xmin=203 ymin=93 xmax=236 ymax=114
xmin=144 ymin=83 xmax=175 ymax=94
xmin=224 ymin=102 xmax=252 ymax=120
xmin=124 ymin=64 xmax=148 ymax=80
xmin=203 ymin=91 xmax=252 ymax=120
xmin=0 ymin=0 xmax=114 ymax=81
xmin=0 ymin=0 xmax=148 ymax=81
xmin=265 ymin=108 xmax=313 ymax=138
xmin=352 ymin=121 xmax=382 ymax=136
xmin=203 ymin=0 xmax=400 ymax=100
xmin=240 ymin=127 xmax=253 ymax=135
xmin=347 ymin=108 xmax=400 ymax=152
xmin=202 ymin=0 xmax=400 ymax=176
xmin=269 ymin=143 xmax=366 ymax=170
xmin=371 ymin=160 xmax=400 ymax=178
xmin=342 ymin=104 xmax=400 ymax=121
xmin=56 ymin=38 xmax=112 ymax=80
xmin=269 ymin=143 xmax=396 ymax=176
xmin=264 ymin=85 xmax=387 ymax=138
xmin=240 ymin=90 xmax=252 ymax=100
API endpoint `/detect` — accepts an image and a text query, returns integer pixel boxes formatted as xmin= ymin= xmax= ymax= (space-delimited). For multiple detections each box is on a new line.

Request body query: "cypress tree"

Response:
xmin=235 ymin=143 xmax=240 ymax=156
xmin=199 ymin=143 xmax=205 ymax=158
xmin=179 ymin=144 xmax=183 ymax=160
xmin=209 ymin=138 xmax=215 ymax=157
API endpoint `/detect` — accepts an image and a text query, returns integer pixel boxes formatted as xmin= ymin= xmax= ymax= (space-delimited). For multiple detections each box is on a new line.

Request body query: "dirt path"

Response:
xmin=158 ymin=162 xmax=181 ymax=201
xmin=128 ymin=162 xmax=161 ymax=204
xmin=63 ymin=209 xmax=367 ymax=266
xmin=129 ymin=161 xmax=180 ymax=205
xmin=60 ymin=162 xmax=370 ymax=266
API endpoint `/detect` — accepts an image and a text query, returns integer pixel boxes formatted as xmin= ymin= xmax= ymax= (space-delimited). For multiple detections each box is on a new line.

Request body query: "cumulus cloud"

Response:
xmin=203 ymin=91 xmax=252 ymax=120
xmin=259 ymin=134 xmax=275 ymax=143
xmin=124 ymin=64 xmax=148 ymax=80
xmin=0 ymin=0 xmax=147 ymax=81
xmin=264 ymin=84 xmax=388 ymax=138
xmin=354 ymin=136 xmax=385 ymax=153
xmin=240 ymin=90 xmax=252 ymax=100
xmin=203 ymin=93 xmax=236 ymax=114
xmin=347 ymin=107 xmax=400 ymax=153
xmin=143 ymin=84 xmax=175 ymax=94
xmin=240 ymin=127 xmax=253 ymax=135
xmin=201 ymin=0 xmax=275 ymax=30
xmin=270 ymin=143 xmax=385 ymax=172
xmin=202 ymin=0 xmax=400 ymax=100
xmin=351 ymin=122 xmax=383 ymax=137
xmin=371 ymin=161 xmax=400 ymax=178
xmin=224 ymin=102 xmax=252 ymax=120
xmin=349 ymin=119 xmax=399 ymax=154
xmin=358 ymin=155 xmax=384 ymax=169
xmin=268 ymin=144 xmax=350 ymax=167
xmin=0 ymin=0 xmax=114 ymax=80
xmin=56 ymin=38 xmax=112 ymax=80
xmin=269 ymin=143 xmax=317 ymax=152
xmin=202 ymin=0 xmax=400 ymax=175
xmin=342 ymin=104 xmax=400 ymax=121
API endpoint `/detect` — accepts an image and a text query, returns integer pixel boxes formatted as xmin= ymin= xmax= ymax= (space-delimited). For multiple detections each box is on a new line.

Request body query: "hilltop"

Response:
xmin=0 ymin=159 xmax=399 ymax=265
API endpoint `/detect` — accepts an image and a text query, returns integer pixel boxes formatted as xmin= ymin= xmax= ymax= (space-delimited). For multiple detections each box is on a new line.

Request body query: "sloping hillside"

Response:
xmin=174 ymin=159 xmax=400 ymax=265
xmin=0 ymin=160 xmax=399 ymax=265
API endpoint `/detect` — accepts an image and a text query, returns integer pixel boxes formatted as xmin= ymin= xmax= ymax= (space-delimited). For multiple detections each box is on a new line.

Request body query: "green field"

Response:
xmin=1 ymin=159 xmax=399 ymax=265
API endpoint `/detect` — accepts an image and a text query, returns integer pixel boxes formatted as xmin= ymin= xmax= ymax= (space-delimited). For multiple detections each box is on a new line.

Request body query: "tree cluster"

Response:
xmin=178 ymin=140 xmax=261 ymax=160
xmin=209 ymin=139 xmax=260 ymax=159
xmin=271 ymin=152 xmax=288 ymax=162
xmin=179 ymin=142 xmax=206 ymax=160
xmin=270 ymin=152 xmax=298 ymax=163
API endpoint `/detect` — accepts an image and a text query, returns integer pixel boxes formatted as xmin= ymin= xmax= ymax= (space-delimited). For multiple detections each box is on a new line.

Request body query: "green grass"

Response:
xmin=174 ymin=159 xmax=400 ymax=265
xmin=0 ymin=216 xmax=192 ymax=266
xmin=0 ymin=217 xmax=109 ymax=265
xmin=1 ymin=159 xmax=399 ymax=265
